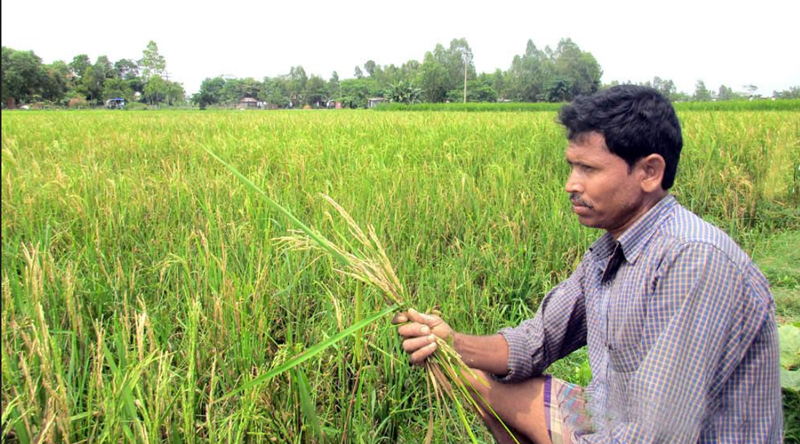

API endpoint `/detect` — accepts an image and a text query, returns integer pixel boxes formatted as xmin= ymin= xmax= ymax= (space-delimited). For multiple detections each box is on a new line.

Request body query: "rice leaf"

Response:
xmin=294 ymin=367 xmax=325 ymax=440
xmin=424 ymin=369 xmax=435 ymax=444
xmin=450 ymin=389 xmax=480 ymax=444
xmin=354 ymin=281 xmax=363 ymax=365
xmin=216 ymin=304 xmax=397 ymax=403
xmin=202 ymin=145 xmax=350 ymax=266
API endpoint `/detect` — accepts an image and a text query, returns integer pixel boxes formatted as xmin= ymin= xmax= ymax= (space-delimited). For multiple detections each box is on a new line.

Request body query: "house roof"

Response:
xmin=240 ymin=97 xmax=259 ymax=103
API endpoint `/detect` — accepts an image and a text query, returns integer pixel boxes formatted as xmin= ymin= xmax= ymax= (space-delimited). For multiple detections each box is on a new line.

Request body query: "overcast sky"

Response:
xmin=3 ymin=0 xmax=799 ymax=96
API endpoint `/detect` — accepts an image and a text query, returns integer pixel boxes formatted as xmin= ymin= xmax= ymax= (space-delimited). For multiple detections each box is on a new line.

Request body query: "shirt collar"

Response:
xmin=589 ymin=194 xmax=677 ymax=266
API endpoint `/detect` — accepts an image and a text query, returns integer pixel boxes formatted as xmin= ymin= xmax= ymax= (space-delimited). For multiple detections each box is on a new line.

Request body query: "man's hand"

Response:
xmin=392 ymin=308 xmax=453 ymax=365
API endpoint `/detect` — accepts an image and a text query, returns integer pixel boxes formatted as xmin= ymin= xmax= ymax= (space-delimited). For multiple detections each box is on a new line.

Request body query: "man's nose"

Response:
xmin=565 ymin=170 xmax=582 ymax=194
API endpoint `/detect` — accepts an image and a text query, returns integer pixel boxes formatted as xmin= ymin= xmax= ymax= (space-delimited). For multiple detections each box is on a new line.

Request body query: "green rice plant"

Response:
xmin=375 ymin=99 xmax=800 ymax=112
xmin=2 ymin=109 xmax=798 ymax=442
xmin=375 ymin=102 xmax=565 ymax=112
xmin=294 ymin=366 xmax=325 ymax=440
xmin=204 ymin=147 xmax=519 ymax=443
xmin=183 ymin=299 xmax=200 ymax=444
xmin=673 ymin=99 xmax=800 ymax=111
xmin=216 ymin=304 xmax=395 ymax=402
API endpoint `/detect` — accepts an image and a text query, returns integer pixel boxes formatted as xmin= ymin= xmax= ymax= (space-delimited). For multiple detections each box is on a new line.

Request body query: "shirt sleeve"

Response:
xmin=576 ymin=242 xmax=769 ymax=443
xmin=494 ymin=260 xmax=588 ymax=383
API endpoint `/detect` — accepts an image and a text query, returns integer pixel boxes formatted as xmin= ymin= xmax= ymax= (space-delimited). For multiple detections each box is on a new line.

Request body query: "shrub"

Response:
xmin=67 ymin=95 xmax=89 ymax=109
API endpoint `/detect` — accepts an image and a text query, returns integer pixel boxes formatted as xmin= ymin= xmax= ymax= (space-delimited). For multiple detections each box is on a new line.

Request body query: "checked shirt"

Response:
xmin=496 ymin=195 xmax=783 ymax=443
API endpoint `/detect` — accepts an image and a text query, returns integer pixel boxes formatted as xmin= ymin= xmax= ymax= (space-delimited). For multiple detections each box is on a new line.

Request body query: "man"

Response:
xmin=395 ymin=85 xmax=783 ymax=443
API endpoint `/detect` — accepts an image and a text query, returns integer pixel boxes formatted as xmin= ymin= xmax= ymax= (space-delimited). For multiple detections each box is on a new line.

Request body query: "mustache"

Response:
xmin=569 ymin=193 xmax=593 ymax=208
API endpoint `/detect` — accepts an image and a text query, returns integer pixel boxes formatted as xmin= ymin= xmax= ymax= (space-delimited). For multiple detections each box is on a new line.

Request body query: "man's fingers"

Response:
xmin=391 ymin=312 xmax=408 ymax=325
xmin=406 ymin=308 xmax=435 ymax=326
xmin=397 ymin=323 xmax=430 ymax=338
xmin=402 ymin=335 xmax=436 ymax=353
xmin=409 ymin=341 xmax=438 ymax=365
xmin=394 ymin=309 xmax=446 ymax=366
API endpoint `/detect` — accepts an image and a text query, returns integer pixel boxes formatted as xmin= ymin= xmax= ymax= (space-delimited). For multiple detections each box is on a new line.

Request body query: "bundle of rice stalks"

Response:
xmin=204 ymin=147 xmax=517 ymax=443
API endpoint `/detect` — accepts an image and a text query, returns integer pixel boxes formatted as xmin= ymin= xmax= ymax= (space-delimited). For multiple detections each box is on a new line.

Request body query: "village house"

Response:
xmin=367 ymin=97 xmax=386 ymax=108
xmin=238 ymin=97 xmax=259 ymax=109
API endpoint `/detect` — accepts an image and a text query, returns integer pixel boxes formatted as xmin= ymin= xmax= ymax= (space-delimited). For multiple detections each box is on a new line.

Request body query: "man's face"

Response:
xmin=565 ymin=132 xmax=646 ymax=236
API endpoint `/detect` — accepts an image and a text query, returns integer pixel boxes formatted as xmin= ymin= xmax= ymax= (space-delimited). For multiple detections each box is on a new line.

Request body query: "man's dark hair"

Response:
xmin=558 ymin=85 xmax=683 ymax=189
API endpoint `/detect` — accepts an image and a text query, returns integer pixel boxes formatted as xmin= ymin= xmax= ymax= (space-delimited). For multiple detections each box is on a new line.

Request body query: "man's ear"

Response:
xmin=637 ymin=154 xmax=666 ymax=193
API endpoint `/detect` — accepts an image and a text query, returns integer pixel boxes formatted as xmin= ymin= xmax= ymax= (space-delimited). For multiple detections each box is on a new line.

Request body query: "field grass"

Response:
xmin=2 ymin=109 xmax=799 ymax=443
xmin=375 ymin=102 xmax=566 ymax=112
xmin=376 ymin=99 xmax=800 ymax=112
xmin=673 ymin=99 xmax=800 ymax=111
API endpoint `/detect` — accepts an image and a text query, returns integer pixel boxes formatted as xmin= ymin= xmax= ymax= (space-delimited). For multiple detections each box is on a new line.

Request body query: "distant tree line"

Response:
xmin=608 ymin=78 xmax=799 ymax=102
xmin=193 ymin=38 xmax=604 ymax=109
xmin=3 ymin=38 xmax=798 ymax=110
xmin=1 ymin=41 xmax=185 ymax=109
